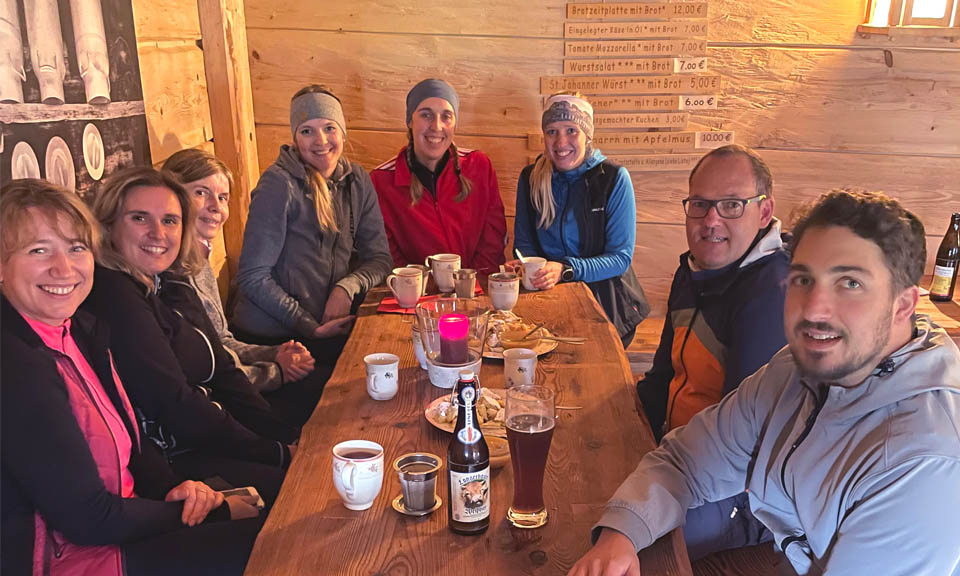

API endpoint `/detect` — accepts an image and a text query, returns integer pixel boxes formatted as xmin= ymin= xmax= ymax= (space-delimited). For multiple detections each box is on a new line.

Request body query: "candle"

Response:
xmin=438 ymin=313 xmax=470 ymax=364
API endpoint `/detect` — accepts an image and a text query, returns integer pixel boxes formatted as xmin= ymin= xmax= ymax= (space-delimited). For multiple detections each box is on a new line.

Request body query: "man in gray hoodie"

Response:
xmin=570 ymin=190 xmax=960 ymax=576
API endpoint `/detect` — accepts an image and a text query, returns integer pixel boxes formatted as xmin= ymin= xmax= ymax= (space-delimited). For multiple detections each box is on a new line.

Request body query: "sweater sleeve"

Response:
xmin=513 ymin=169 xmax=540 ymax=258
xmin=469 ymin=154 xmax=508 ymax=275
xmin=821 ymin=458 xmax=960 ymax=575
xmin=0 ymin=351 xmax=223 ymax=548
xmin=90 ymin=268 xmax=287 ymax=467
xmin=567 ymin=166 xmax=636 ymax=283
xmin=593 ymin=359 xmax=767 ymax=551
xmin=237 ymin=172 xmax=321 ymax=338
xmin=336 ymin=168 xmax=394 ymax=300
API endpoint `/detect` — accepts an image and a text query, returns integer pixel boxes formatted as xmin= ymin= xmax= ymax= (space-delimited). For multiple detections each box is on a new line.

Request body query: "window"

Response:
xmin=865 ymin=0 xmax=959 ymax=27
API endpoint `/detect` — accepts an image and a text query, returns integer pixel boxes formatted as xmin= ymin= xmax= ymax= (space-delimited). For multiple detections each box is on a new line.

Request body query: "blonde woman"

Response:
xmin=233 ymin=85 xmax=392 ymax=363
xmin=513 ymin=93 xmax=649 ymax=346
xmin=163 ymin=149 xmax=322 ymax=427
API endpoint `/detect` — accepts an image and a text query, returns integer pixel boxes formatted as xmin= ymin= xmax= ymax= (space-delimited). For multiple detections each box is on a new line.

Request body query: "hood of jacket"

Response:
xmin=553 ymin=148 xmax=607 ymax=184
xmin=273 ymin=144 xmax=353 ymax=188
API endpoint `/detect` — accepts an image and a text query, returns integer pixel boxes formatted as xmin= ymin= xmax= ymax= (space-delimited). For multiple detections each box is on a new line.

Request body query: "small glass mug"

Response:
xmin=453 ymin=268 xmax=477 ymax=298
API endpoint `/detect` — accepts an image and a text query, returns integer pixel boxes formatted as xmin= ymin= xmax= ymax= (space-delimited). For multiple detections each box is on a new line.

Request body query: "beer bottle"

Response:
xmin=447 ymin=370 xmax=490 ymax=534
xmin=930 ymin=213 xmax=960 ymax=301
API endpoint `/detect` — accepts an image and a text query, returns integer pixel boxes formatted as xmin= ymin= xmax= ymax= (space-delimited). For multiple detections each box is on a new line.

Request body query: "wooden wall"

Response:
xmin=244 ymin=0 xmax=960 ymax=316
xmin=132 ymin=0 xmax=228 ymax=281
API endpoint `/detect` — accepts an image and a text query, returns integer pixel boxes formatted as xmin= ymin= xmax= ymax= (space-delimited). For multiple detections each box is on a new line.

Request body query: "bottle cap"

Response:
xmin=458 ymin=369 xmax=475 ymax=381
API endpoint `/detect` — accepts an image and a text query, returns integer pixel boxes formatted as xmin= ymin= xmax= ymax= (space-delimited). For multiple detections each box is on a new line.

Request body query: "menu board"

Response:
xmin=546 ymin=0 xmax=731 ymax=171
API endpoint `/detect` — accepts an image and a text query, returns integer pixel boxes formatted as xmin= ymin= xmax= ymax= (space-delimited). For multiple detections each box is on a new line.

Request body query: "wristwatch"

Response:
xmin=561 ymin=263 xmax=575 ymax=283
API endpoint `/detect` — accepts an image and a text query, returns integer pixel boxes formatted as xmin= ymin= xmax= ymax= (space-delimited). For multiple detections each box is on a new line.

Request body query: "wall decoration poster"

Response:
xmin=0 ymin=0 xmax=150 ymax=199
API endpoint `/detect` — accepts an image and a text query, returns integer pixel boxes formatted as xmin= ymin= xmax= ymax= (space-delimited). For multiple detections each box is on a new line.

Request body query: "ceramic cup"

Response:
xmin=387 ymin=267 xmax=422 ymax=309
xmin=405 ymin=264 xmax=430 ymax=296
xmin=426 ymin=253 xmax=461 ymax=293
xmin=411 ymin=325 xmax=428 ymax=370
xmin=520 ymin=257 xmax=547 ymax=291
xmin=503 ymin=348 xmax=537 ymax=388
xmin=488 ymin=272 xmax=520 ymax=311
xmin=332 ymin=440 xmax=384 ymax=510
xmin=364 ymin=353 xmax=399 ymax=400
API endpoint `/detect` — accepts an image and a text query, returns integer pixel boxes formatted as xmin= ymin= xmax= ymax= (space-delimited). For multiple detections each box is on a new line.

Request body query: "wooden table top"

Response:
xmin=244 ymin=282 xmax=692 ymax=576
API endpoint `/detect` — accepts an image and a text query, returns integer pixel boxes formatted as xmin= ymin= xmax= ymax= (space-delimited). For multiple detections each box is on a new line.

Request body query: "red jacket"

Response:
xmin=371 ymin=147 xmax=507 ymax=275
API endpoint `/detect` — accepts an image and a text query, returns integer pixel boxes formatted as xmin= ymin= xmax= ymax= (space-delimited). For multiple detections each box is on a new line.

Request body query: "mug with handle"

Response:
xmin=425 ymin=253 xmax=461 ymax=294
xmin=332 ymin=440 xmax=384 ymax=510
xmin=387 ymin=267 xmax=422 ymax=308
xmin=364 ymin=353 xmax=399 ymax=400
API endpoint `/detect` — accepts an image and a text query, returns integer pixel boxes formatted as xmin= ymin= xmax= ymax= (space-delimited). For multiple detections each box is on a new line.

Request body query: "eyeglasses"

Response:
xmin=682 ymin=194 xmax=767 ymax=219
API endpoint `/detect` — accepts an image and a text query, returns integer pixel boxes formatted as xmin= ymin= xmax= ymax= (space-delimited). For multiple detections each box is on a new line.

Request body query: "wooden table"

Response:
xmin=244 ymin=283 xmax=692 ymax=576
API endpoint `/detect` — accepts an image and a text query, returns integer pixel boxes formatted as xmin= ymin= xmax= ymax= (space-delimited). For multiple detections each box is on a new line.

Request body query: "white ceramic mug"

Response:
xmin=503 ymin=348 xmax=537 ymax=388
xmin=387 ymin=267 xmax=422 ymax=308
xmin=332 ymin=440 xmax=384 ymax=510
xmin=488 ymin=272 xmax=520 ymax=311
xmin=405 ymin=264 xmax=430 ymax=296
xmin=425 ymin=253 xmax=461 ymax=293
xmin=520 ymin=257 xmax=547 ymax=291
xmin=364 ymin=353 xmax=399 ymax=400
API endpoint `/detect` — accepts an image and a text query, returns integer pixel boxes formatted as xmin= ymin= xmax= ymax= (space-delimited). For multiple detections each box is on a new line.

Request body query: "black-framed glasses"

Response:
xmin=682 ymin=194 xmax=767 ymax=219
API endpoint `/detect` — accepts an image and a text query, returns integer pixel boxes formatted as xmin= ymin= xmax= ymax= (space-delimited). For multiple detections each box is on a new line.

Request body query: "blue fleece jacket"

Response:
xmin=514 ymin=149 xmax=636 ymax=283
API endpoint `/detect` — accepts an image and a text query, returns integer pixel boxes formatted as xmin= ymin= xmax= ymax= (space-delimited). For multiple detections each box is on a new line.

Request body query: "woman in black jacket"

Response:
xmin=0 ymin=180 xmax=260 ymax=576
xmin=86 ymin=167 xmax=296 ymax=502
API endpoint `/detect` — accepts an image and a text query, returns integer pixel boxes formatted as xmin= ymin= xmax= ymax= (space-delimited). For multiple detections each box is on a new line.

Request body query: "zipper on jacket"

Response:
xmin=665 ymin=306 xmax=701 ymax=432
xmin=779 ymin=384 xmax=828 ymax=494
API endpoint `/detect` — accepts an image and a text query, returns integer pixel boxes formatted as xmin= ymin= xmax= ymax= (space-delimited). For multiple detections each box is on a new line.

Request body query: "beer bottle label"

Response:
xmin=931 ymin=264 xmax=956 ymax=296
xmin=457 ymin=386 xmax=482 ymax=445
xmin=449 ymin=467 xmax=490 ymax=522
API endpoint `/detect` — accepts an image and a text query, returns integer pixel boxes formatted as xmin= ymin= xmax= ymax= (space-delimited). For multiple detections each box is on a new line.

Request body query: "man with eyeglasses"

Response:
xmin=636 ymin=145 xmax=789 ymax=560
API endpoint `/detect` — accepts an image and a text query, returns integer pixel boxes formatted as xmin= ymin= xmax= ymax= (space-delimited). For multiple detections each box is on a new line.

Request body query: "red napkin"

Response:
xmin=377 ymin=282 xmax=485 ymax=315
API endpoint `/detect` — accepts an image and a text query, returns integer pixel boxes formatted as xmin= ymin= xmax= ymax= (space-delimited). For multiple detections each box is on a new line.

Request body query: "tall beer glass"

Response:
xmin=506 ymin=386 xmax=555 ymax=528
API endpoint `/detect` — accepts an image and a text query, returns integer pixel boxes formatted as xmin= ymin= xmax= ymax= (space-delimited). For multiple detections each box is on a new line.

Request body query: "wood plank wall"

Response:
xmin=243 ymin=0 xmax=960 ymax=316
xmin=132 ymin=0 xmax=228 ymax=283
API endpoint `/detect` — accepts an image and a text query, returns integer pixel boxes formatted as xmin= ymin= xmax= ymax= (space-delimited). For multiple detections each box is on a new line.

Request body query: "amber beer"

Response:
xmin=930 ymin=213 xmax=960 ymax=301
xmin=505 ymin=386 xmax=556 ymax=529
xmin=447 ymin=370 xmax=490 ymax=534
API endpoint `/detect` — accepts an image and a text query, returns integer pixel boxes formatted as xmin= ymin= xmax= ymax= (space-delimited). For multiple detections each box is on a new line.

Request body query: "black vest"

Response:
xmin=520 ymin=160 xmax=650 ymax=345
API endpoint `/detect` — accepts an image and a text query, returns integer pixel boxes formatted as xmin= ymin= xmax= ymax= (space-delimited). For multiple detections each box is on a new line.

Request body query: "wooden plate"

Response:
xmin=424 ymin=388 xmax=507 ymax=436
xmin=483 ymin=328 xmax=559 ymax=359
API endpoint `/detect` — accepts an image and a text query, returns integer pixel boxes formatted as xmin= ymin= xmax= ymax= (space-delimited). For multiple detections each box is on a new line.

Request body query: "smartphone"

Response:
xmin=218 ymin=486 xmax=265 ymax=510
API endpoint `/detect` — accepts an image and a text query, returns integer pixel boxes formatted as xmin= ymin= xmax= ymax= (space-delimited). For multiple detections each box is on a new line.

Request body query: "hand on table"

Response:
xmin=532 ymin=261 xmax=564 ymax=290
xmin=322 ymin=286 xmax=353 ymax=323
xmin=225 ymin=493 xmax=262 ymax=520
xmin=312 ymin=316 xmax=355 ymax=339
xmin=568 ymin=528 xmax=641 ymax=576
xmin=165 ymin=480 xmax=224 ymax=526
xmin=276 ymin=340 xmax=315 ymax=382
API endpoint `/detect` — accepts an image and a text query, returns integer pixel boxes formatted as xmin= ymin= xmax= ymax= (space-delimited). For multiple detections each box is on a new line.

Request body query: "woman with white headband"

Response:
xmin=513 ymin=92 xmax=649 ymax=347
xmin=234 ymin=85 xmax=392 ymax=366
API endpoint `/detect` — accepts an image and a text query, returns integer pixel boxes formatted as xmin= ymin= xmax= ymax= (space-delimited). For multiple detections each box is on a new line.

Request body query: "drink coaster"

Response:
xmin=391 ymin=494 xmax=442 ymax=517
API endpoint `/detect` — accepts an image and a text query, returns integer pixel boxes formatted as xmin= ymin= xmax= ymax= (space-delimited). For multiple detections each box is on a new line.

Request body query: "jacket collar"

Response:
xmin=680 ymin=218 xmax=785 ymax=296
xmin=275 ymin=144 xmax=352 ymax=188
xmin=1 ymin=293 xmax=100 ymax=354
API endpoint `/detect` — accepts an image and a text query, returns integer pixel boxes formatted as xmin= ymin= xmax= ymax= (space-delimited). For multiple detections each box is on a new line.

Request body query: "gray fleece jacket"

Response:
xmin=234 ymin=146 xmax=392 ymax=339
xmin=598 ymin=316 xmax=960 ymax=575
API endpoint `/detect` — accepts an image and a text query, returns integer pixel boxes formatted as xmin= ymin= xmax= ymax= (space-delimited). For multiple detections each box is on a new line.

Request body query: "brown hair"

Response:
xmin=689 ymin=144 xmax=773 ymax=198
xmin=91 ymin=166 xmax=204 ymax=292
xmin=291 ymin=84 xmax=341 ymax=232
xmin=1 ymin=179 xmax=102 ymax=262
xmin=528 ymin=91 xmax=593 ymax=229
xmin=790 ymin=188 xmax=926 ymax=292
xmin=162 ymin=147 xmax=234 ymax=194
xmin=405 ymin=99 xmax=473 ymax=205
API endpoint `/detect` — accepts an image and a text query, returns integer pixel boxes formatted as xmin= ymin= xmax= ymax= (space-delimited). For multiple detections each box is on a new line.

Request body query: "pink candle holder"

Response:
xmin=415 ymin=298 xmax=490 ymax=370
xmin=438 ymin=313 xmax=470 ymax=364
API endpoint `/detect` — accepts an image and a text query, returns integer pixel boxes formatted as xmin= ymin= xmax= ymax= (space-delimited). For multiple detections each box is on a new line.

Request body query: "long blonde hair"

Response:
xmin=292 ymin=84 xmax=341 ymax=233
xmin=529 ymin=91 xmax=592 ymax=229
xmin=405 ymin=131 xmax=472 ymax=206
xmin=92 ymin=166 xmax=204 ymax=293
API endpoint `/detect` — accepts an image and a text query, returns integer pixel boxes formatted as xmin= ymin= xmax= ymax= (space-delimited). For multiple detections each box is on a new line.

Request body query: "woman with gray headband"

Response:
xmin=512 ymin=92 xmax=650 ymax=347
xmin=371 ymin=78 xmax=507 ymax=275
xmin=234 ymin=85 xmax=392 ymax=365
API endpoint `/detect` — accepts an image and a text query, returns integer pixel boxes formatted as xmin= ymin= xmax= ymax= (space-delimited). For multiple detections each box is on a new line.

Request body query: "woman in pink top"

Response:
xmin=1 ymin=180 xmax=261 ymax=576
